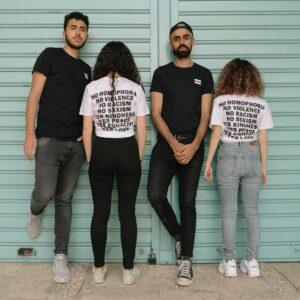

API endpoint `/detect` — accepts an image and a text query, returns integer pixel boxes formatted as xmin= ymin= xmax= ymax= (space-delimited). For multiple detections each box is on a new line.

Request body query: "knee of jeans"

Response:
xmin=118 ymin=209 xmax=135 ymax=222
xmin=244 ymin=210 xmax=259 ymax=218
xmin=93 ymin=205 xmax=111 ymax=219
xmin=222 ymin=207 xmax=238 ymax=218
xmin=32 ymin=189 xmax=54 ymax=205
xmin=55 ymin=187 xmax=76 ymax=202
xmin=179 ymin=203 xmax=196 ymax=216
xmin=179 ymin=191 xmax=196 ymax=207
xmin=55 ymin=196 xmax=73 ymax=208
xmin=147 ymin=187 xmax=166 ymax=206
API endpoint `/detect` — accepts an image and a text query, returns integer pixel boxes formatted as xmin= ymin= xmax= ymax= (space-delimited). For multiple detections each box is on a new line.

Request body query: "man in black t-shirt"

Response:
xmin=23 ymin=12 xmax=91 ymax=283
xmin=147 ymin=22 xmax=214 ymax=286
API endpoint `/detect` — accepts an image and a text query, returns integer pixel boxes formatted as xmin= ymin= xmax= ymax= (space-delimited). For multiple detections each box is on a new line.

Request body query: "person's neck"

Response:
xmin=63 ymin=45 xmax=79 ymax=59
xmin=174 ymin=57 xmax=193 ymax=68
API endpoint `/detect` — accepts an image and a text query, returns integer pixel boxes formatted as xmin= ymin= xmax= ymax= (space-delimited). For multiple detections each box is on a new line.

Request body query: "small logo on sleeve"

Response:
xmin=84 ymin=73 xmax=89 ymax=80
xmin=194 ymin=79 xmax=202 ymax=85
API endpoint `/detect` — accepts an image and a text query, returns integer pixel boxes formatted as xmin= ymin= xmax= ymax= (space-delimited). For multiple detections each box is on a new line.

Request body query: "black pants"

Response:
xmin=147 ymin=139 xmax=204 ymax=257
xmin=89 ymin=136 xmax=141 ymax=269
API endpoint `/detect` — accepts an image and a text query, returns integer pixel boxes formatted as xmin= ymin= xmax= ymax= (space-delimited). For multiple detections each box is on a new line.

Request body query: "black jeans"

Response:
xmin=147 ymin=139 xmax=204 ymax=257
xmin=89 ymin=136 xmax=141 ymax=269
xmin=31 ymin=137 xmax=85 ymax=255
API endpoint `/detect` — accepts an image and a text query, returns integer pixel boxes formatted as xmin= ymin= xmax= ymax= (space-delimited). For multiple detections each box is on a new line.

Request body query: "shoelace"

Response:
xmin=228 ymin=260 xmax=236 ymax=268
xmin=250 ymin=262 xmax=258 ymax=269
xmin=178 ymin=260 xmax=192 ymax=279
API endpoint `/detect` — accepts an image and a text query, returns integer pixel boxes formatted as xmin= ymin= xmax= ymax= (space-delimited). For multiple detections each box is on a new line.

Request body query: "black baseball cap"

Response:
xmin=169 ymin=21 xmax=193 ymax=36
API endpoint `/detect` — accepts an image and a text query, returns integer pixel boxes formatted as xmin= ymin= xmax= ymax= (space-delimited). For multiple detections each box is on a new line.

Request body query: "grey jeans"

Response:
xmin=216 ymin=142 xmax=261 ymax=261
xmin=31 ymin=137 xmax=85 ymax=255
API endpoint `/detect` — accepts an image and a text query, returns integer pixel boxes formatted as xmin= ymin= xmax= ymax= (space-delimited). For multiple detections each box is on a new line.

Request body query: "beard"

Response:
xmin=65 ymin=35 xmax=87 ymax=50
xmin=172 ymin=45 xmax=192 ymax=58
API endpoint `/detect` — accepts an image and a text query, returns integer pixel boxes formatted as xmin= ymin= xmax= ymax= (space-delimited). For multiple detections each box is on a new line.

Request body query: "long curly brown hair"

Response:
xmin=92 ymin=42 xmax=143 ymax=121
xmin=93 ymin=41 xmax=142 ymax=92
xmin=216 ymin=58 xmax=264 ymax=97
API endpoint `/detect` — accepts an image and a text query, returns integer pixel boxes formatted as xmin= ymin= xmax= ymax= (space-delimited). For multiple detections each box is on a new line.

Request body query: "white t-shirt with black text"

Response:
xmin=80 ymin=76 xmax=149 ymax=138
xmin=210 ymin=94 xmax=273 ymax=142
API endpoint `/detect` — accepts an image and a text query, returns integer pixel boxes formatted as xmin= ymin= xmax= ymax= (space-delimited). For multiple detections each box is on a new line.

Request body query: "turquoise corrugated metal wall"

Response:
xmin=175 ymin=0 xmax=300 ymax=262
xmin=0 ymin=0 xmax=156 ymax=262
xmin=0 ymin=0 xmax=299 ymax=263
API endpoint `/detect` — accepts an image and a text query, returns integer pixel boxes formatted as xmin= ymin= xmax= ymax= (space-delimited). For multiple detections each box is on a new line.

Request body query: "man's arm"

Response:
xmin=82 ymin=116 xmax=93 ymax=164
xmin=151 ymin=91 xmax=185 ymax=154
xmin=175 ymin=93 xmax=212 ymax=164
xmin=23 ymin=72 xmax=47 ymax=160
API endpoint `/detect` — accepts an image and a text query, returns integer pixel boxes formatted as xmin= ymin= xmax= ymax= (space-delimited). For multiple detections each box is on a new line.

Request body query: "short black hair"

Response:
xmin=169 ymin=21 xmax=193 ymax=36
xmin=64 ymin=11 xmax=89 ymax=31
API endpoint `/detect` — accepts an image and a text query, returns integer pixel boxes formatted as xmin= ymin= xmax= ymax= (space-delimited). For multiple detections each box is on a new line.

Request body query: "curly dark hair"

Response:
xmin=93 ymin=41 xmax=143 ymax=121
xmin=216 ymin=58 xmax=264 ymax=97
xmin=93 ymin=41 xmax=142 ymax=92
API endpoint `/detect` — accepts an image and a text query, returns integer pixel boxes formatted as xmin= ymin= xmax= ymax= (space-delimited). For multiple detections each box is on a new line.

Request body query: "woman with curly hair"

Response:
xmin=204 ymin=58 xmax=273 ymax=278
xmin=80 ymin=41 xmax=149 ymax=284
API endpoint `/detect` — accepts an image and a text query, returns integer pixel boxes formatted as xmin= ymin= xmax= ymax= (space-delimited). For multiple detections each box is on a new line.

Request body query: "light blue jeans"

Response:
xmin=216 ymin=142 xmax=261 ymax=261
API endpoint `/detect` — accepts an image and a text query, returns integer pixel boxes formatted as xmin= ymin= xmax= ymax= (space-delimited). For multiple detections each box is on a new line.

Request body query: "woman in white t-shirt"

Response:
xmin=204 ymin=58 xmax=273 ymax=278
xmin=80 ymin=41 xmax=149 ymax=285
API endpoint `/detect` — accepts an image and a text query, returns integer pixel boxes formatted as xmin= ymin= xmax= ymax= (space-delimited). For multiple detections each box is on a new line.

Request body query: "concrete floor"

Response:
xmin=0 ymin=262 xmax=300 ymax=300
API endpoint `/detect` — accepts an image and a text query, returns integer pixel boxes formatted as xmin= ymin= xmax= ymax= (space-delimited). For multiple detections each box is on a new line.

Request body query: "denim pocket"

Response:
xmin=217 ymin=153 xmax=237 ymax=176
xmin=250 ymin=152 xmax=262 ymax=176
xmin=37 ymin=137 xmax=52 ymax=147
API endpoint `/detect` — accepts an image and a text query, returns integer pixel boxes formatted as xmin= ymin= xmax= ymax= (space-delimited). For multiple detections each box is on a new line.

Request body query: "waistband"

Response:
xmin=221 ymin=141 xmax=256 ymax=146
xmin=173 ymin=133 xmax=194 ymax=142
xmin=158 ymin=131 xmax=197 ymax=142
xmin=94 ymin=135 xmax=135 ymax=143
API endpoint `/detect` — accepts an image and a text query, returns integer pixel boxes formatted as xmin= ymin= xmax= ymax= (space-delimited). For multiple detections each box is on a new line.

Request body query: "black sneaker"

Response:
xmin=177 ymin=256 xmax=193 ymax=287
xmin=175 ymin=241 xmax=181 ymax=265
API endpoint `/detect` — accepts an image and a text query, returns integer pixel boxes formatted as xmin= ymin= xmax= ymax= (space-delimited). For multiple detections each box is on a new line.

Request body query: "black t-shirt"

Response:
xmin=33 ymin=47 xmax=91 ymax=141
xmin=150 ymin=62 xmax=214 ymax=136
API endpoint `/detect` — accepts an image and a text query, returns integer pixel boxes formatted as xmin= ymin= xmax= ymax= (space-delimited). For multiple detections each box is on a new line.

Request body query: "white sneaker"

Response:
xmin=240 ymin=259 xmax=261 ymax=277
xmin=27 ymin=213 xmax=42 ymax=239
xmin=218 ymin=259 xmax=237 ymax=277
xmin=92 ymin=265 xmax=107 ymax=283
xmin=53 ymin=254 xmax=70 ymax=283
xmin=122 ymin=267 xmax=140 ymax=285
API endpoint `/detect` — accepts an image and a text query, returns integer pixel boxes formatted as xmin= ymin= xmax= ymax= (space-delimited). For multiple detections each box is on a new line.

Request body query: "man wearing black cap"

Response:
xmin=147 ymin=21 xmax=214 ymax=286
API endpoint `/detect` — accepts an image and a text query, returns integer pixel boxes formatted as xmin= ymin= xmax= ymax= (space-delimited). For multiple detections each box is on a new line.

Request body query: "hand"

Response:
xmin=77 ymin=136 xmax=83 ymax=142
xmin=24 ymin=134 xmax=37 ymax=160
xmin=204 ymin=164 xmax=213 ymax=182
xmin=261 ymin=169 xmax=267 ymax=185
xmin=175 ymin=143 xmax=198 ymax=165
xmin=170 ymin=140 xmax=185 ymax=156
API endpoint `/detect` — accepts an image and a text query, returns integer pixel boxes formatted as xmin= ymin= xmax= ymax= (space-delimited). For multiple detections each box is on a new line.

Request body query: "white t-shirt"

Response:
xmin=80 ymin=76 xmax=149 ymax=138
xmin=210 ymin=94 xmax=274 ymax=142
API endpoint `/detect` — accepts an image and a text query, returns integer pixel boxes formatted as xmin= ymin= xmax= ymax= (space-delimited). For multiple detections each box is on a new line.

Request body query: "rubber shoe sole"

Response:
xmin=177 ymin=277 xmax=193 ymax=287
xmin=123 ymin=268 xmax=140 ymax=285
xmin=240 ymin=260 xmax=260 ymax=278
xmin=218 ymin=260 xmax=237 ymax=277
xmin=53 ymin=267 xmax=70 ymax=284
xmin=93 ymin=266 xmax=107 ymax=284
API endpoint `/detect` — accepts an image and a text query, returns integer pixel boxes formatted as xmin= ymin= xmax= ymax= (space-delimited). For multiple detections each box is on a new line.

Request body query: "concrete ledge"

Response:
xmin=0 ymin=262 xmax=299 ymax=299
